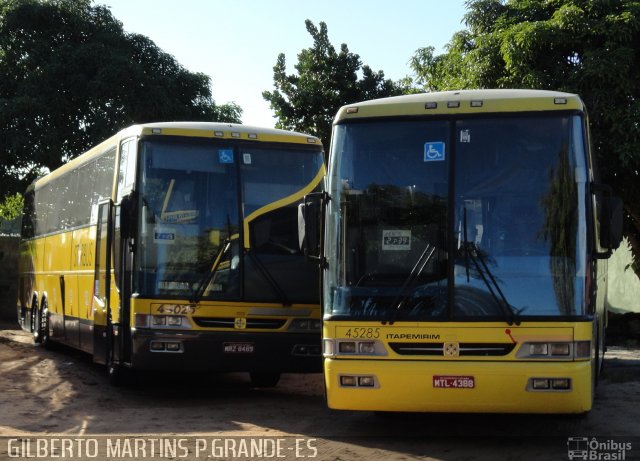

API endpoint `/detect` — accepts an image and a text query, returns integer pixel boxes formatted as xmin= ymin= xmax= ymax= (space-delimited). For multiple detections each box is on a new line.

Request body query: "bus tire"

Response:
xmin=249 ymin=371 xmax=280 ymax=388
xmin=31 ymin=297 xmax=41 ymax=343
xmin=39 ymin=299 xmax=54 ymax=350
xmin=107 ymin=361 xmax=124 ymax=386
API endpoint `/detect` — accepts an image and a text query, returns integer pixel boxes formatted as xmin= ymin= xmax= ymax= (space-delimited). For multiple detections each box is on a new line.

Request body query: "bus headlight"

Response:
xmin=339 ymin=341 xmax=357 ymax=353
xmin=339 ymin=374 xmax=379 ymax=388
xmin=550 ymin=343 xmax=571 ymax=356
xmin=288 ymin=318 xmax=321 ymax=332
xmin=167 ymin=316 xmax=182 ymax=326
xmin=149 ymin=315 xmax=191 ymax=329
xmin=358 ymin=342 xmax=376 ymax=354
xmin=323 ymin=339 xmax=387 ymax=357
xmin=517 ymin=341 xmax=591 ymax=360
xmin=152 ymin=315 xmax=167 ymax=326
xmin=336 ymin=340 xmax=387 ymax=356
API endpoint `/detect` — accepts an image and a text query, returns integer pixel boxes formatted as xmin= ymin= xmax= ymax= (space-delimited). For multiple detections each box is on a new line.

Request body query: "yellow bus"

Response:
xmin=303 ymin=90 xmax=623 ymax=413
xmin=18 ymin=122 xmax=325 ymax=386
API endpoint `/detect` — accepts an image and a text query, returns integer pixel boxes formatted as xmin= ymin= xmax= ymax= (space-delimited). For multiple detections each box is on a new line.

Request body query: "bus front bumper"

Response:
xmin=129 ymin=328 xmax=321 ymax=373
xmin=324 ymin=358 xmax=593 ymax=414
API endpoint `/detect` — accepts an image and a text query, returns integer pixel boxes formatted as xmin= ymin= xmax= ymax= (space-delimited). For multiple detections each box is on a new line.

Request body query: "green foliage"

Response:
xmin=410 ymin=0 xmax=640 ymax=259
xmin=0 ymin=0 xmax=242 ymax=198
xmin=0 ymin=192 xmax=23 ymax=221
xmin=263 ymin=20 xmax=403 ymax=147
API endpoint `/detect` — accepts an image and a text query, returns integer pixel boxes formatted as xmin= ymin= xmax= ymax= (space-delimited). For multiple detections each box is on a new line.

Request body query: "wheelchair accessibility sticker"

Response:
xmin=424 ymin=142 xmax=445 ymax=162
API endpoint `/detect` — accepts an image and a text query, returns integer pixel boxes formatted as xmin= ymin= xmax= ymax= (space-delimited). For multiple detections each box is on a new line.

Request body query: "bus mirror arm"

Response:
xmin=298 ymin=192 xmax=328 ymax=263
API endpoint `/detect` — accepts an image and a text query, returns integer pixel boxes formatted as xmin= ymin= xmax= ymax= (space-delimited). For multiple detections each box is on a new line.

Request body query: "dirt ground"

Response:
xmin=0 ymin=321 xmax=638 ymax=461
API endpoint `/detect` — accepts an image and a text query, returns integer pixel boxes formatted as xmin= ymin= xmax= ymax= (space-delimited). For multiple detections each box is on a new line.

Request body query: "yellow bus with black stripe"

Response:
xmin=303 ymin=89 xmax=623 ymax=413
xmin=18 ymin=122 xmax=325 ymax=386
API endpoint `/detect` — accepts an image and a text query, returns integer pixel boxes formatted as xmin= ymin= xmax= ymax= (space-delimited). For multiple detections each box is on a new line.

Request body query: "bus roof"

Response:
xmin=334 ymin=89 xmax=585 ymax=123
xmin=32 ymin=122 xmax=322 ymax=191
xmin=120 ymin=122 xmax=322 ymax=145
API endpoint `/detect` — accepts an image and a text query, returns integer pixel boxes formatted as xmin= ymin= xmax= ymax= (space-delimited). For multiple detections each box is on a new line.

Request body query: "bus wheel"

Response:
xmin=249 ymin=371 xmax=280 ymax=388
xmin=39 ymin=300 xmax=53 ymax=349
xmin=31 ymin=298 xmax=41 ymax=343
xmin=107 ymin=361 xmax=123 ymax=386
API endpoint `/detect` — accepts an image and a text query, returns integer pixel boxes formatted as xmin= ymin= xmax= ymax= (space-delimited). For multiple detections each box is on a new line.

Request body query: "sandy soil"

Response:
xmin=0 ymin=321 xmax=638 ymax=460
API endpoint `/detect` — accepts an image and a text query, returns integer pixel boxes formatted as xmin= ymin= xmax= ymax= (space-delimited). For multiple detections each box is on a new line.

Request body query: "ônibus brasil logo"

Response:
xmin=567 ymin=437 xmax=632 ymax=460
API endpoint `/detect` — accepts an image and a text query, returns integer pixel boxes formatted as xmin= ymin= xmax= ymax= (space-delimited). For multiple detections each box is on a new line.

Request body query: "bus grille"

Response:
xmin=388 ymin=342 xmax=515 ymax=357
xmin=192 ymin=317 xmax=287 ymax=329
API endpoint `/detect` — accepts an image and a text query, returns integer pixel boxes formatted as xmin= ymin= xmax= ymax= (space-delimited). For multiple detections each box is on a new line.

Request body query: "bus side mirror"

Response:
xmin=298 ymin=192 xmax=325 ymax=260
xmin=119 ymin=193 xmax=136 ymax=239
xmin=594 ymin=184 xmax=623 ymax=258
xmin=600 ymin=196 xmax=623 ymax=252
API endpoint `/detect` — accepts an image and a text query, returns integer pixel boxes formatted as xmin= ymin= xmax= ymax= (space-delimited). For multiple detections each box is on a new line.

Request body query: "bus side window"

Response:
xmin=117 ymin=139 xmax=136 ymax=203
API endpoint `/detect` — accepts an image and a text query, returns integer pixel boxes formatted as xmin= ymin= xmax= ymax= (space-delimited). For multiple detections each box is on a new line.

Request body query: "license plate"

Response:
xmin=433 ymin=375 xmax=475 ymax=389
xmin=223 ymin=342 xmax=255 ymax=354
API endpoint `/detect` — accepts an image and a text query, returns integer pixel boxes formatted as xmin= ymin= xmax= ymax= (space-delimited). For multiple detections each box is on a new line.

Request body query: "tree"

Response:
xmin=410 ymin=0 xmax=640 ymax=270
xmin=0 ymin=0 xmax=242 ymax=200
xmin=263 ymin=20 xmax=403 ymax=147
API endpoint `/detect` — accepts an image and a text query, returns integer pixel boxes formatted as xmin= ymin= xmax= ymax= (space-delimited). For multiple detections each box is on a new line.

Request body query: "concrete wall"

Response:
xmin=0 ymin=236 xmax=19 ymax=322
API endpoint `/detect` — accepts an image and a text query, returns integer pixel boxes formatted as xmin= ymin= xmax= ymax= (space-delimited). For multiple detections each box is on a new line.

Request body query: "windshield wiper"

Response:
xmin=246 ymin=251 xmax=292 ymax=307
xmin=384 ymin=243 xmax=437 ymax=325
xmin=460 ymin=207 xmax=520 ymax=326
xmin=190 ymin=239 xmax=231 ymax=304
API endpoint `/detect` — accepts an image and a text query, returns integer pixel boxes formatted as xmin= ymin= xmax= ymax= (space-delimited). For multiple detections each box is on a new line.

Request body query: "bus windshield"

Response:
xmin=136 ymin=137 xmax=324 ymax=303
xmin=325 ymin=115 xmax=588 ymax=321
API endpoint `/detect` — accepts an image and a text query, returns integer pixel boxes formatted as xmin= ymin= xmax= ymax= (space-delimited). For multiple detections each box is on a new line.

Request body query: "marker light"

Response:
xmin=425 ymin=102 xmax=438 ymax=109
xmin=151 ymin=128 xmax=162 ymax=134
xmin=248 ymin=133 xmax=258 ymax=139
xmin=346 ymin=107 xmax=359 ymax=114
xmin=554 ymin=97 xmax=568 ymax=104
xmin=323 ymin=339 xmax=335 ymax=356
xmin=231 ymin=132 xmax=240 ymax=138
xmin=575 ymin=341 xmax=591 ymax=358
xmin=214 ymin=131 xmax=224 ymax=137
xmin=470 ymin=100 xmax=483 ymax=107
xmin=307 ymin=137 xmax=317 ymax=144
xmin=447 ymin=101 xmax=461 ymax=108
xmin=135 ymin=314 xmax=150 ymax=328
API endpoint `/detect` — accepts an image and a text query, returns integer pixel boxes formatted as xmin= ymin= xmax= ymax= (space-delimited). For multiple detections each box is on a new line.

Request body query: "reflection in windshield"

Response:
xmin=136 ymin=138 xmax=324 ymax=304
xmin=326 ymin=121 xmax=449 ymax=321
xmin=326 ymin=115 xmax=588 ymax=321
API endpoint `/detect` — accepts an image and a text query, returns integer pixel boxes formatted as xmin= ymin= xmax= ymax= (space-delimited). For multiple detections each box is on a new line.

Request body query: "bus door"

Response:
xmin=92 ymin=200 xmax=114 ymax=365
